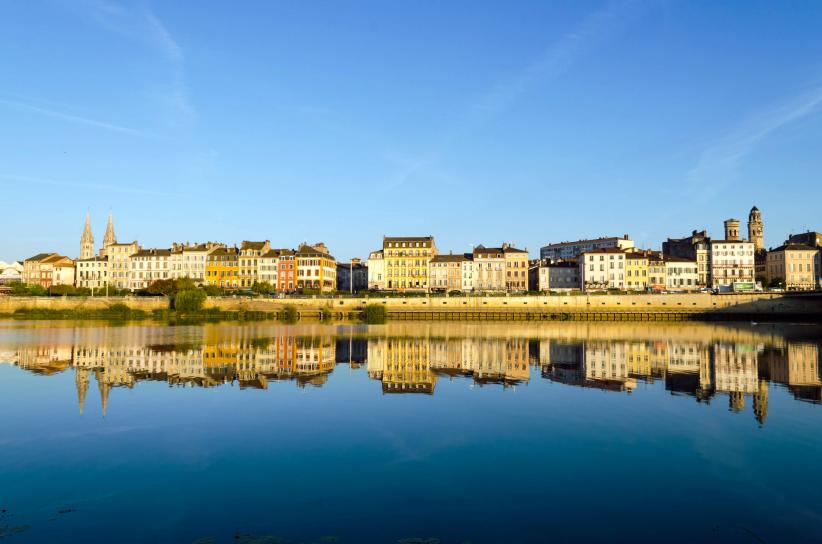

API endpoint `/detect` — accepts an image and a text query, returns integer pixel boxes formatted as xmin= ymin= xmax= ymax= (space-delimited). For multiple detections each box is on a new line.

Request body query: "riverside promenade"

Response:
xmin=2 ymin=292 xmax=821 ymax=321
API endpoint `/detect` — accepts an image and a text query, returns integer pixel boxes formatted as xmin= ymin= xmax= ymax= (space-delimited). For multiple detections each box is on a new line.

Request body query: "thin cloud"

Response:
xmin=143 ymin=9 xmax=184 ymax=63
xmin=688 ymin=85 xmax=822 ymax=197
xmin=386 ymin=0 xmax=645 ymax=190
xmin=0 ymin=174 xmax=183 ymax=198
xmin=0 ymin=98 xmax=152 ymax=138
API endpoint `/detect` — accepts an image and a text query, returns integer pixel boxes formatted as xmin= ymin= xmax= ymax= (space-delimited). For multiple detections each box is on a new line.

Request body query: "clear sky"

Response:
xmin=2 ymin=1 xmax=822 ymax=262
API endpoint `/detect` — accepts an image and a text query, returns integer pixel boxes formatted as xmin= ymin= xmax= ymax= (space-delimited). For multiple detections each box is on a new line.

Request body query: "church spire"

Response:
xmin=100 ymin=211 xmax=117 ymax=257
xmin=80 ymin=212 xmax=95 ymax=260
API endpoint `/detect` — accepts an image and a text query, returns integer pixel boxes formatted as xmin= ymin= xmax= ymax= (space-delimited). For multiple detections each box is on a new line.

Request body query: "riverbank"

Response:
xmin=1 ymin=292 xmax=821 ymax=321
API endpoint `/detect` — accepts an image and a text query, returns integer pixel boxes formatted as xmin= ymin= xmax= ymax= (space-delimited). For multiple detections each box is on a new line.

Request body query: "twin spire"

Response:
xmin=80 ymin=211 xmax=117 ymax=259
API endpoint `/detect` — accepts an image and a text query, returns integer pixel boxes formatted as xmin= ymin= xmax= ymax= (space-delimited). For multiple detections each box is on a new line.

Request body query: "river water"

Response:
xmin=1 ymin=320 xmax=821 ymax=543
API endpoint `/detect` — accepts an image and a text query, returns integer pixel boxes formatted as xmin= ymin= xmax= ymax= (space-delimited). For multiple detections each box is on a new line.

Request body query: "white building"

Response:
xmin=129 ymin=248 xmax=172 ymax=291
xmin=107 ymin=242 xmax=140 ymax=289
xmin=541 ymin=235 xmax=634 ymax=261
xmin=709 ymin=240 xmax=755 ymax=289
xmin=170 ymin=242 xmax=222 ymax=284
xmin=0 ymin=261 xmax=22 ymax=285
xmin=580 ymin=248 xmax=626 ymax=291
xmin=75 ymin=257 xmax=109 ymax=291
xmin=664 ymin=257 xmax=699 ymax=291
xmin=367 ymin=249 xmax=385 ymax=291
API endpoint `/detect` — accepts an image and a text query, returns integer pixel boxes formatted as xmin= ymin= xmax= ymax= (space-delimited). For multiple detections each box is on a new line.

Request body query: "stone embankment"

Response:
xmin=2 ymin=293 xmax=820 ymax=321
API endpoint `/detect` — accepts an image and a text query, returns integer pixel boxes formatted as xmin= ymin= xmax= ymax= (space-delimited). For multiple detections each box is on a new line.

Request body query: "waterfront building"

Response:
xmin=206 ymin=246 xmax=239 ymax=290
xmin=259 ymin=248 xmax=284 ymax=288
xmin=106 ymin=242 xmax=140 ymax=289
xmin=472 ymin=245 xmax=506 ymax=292
xmin=367 ymin=337 xmax=437 ymax=394
xmin=80 ymin=213 xmax=94 ymax=260
xmin=170 ymin=242 xmax=223 ymax=284
xmin=664 ymin=257 xmax=699 ymax=291
xmin=766 ymin=244 xmax=818 ymax=290
xmin=75 ymin=257 xmax=108 ymax=291
xmin=337 ymin=258 xmax=368 ymax=293
xmin=540 ymin=235 xmax=634 ymax=261
xmin=238 ymin=240 xmax=271 ymax=290
xmin=709 ymin=233 xmax=755 ymax=289
xmin=22 ymin=253 xmax=75 ymax=288
xmin=382 ymin=236 xmax=437 ymax=291
xmin=648 ymin=254 xmax=666 ymax=292
xmin=128 ymin=248 xmax=172 ymax=291
xmin=662 ymin=230 xmax=711 ymax=286
xmin=625 ymin=252 xmax=649 ymax=291
xmin=296 ymin=243 xmax=336 ymax=292
xmin=535 ymin=261 xmax=580 ymax=292
xmin=366 ymin=250 xmax=385 ymax=291
xmin=276 ymin=249 xmax=296 ymax=292
xmin=429 ymin=253 xmax=470 ymax=293
xmin=785 ymin=231 xmax=822 ymax=289
xmin=580 ymin=247 xmax=626 ymax=291
xmin=0 ymin=261 xmax=23 ymax=285
xmin=502 ymin=244 xmax=529 ymax=292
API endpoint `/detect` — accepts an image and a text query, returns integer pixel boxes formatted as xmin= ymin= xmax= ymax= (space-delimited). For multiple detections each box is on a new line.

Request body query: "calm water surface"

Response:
xmin=1 ymin=320 xmax=821 ymax=543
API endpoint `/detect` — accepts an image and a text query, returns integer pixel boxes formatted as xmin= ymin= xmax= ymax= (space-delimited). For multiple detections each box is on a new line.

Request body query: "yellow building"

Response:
xmin=503 ymin=245 xmax=529 ymax=292
xmin=625 ymin=252 xmax=649 ymax=291
xmin=383 ymin=235 xmax=437 ymax=291
xmin=206 ymin=246 xmax=239 ymax=290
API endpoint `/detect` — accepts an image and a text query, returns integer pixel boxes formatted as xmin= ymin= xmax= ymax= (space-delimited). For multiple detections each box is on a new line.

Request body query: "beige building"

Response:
xmin=129 ymin=248 xmax=172 ymax=290
xmin=296 ymin=243 xmax=336 ymax=292
xmin=382 ymin=236 xmax=437 ymax=291
xmin=502 ymin=245 xmax=529 ymax=291
xmin=107 ymin=242 xmax=140 ymax=289
xmin=541 ymin=235 xmax=634 ymax=261
xmin=473 ymin=245 xmax=506 ymax=291
xmin=238 ymin=240 xmax=271 ymax=289
xmin=366 ymin=249 xmax=385 ymax=291
xmin=22 ymin=253 xmax=75 ymax=288
xmin=766 ymin=244 xmax=818 ymax=290
xmin=75 ymin=257 xmax=108 ymax=290
xmin=429 ymin=253 xmax=470 ymax=292
xmin=664 ymin=257 xmax=699 ymax=291
xmin=169 ymin=242 xmax=223 ymax=284
xmin=580 ymin=247 xmax=626 ymax=291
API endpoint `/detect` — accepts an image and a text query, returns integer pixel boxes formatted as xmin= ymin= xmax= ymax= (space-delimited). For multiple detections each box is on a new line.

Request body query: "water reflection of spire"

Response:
xmin=75 ymin=368 xmax=89 ymax=416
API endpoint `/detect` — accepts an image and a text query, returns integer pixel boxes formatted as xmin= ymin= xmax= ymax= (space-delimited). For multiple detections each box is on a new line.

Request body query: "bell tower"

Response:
xmin=80 ymin=213 xmax=95 ymax=259
xmin=100 ymin=211 xmax=117 ymax=258
xmin=748 ymin=206 xmax=764 ymax=251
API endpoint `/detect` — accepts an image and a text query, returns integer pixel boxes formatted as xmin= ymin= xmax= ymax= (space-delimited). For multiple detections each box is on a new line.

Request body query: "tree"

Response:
xmin=251 ymin=281 xmax=274 ymax=295
xmin=147 ymin=279 xmax=175 ymax=296
xmin=173 ymin=289 xmax=207 ymax=312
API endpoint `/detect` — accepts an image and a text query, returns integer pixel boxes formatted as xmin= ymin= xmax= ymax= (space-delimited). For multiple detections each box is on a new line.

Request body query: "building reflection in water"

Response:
xmin=2 ymin=323 xmax=821 ymax=423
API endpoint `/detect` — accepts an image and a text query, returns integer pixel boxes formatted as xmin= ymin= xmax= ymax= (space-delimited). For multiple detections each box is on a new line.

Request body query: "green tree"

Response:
xmin=174 ymin=289 xmax=207 ymax=312
xmin=252 ymin=281 xmax=273 ymax=295
xmin=147 ymin=279 xmax=175 ymax=296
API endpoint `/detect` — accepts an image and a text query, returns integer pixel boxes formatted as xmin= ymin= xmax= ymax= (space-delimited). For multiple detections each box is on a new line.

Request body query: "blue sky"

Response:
xmin=2 ymin=1 xmax=822 ymax=261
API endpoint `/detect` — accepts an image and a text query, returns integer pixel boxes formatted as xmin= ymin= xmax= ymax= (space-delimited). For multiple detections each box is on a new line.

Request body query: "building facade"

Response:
xmin=75 ymin=257 xmax=108 ymax=290
xmin=625 ymin=252 xmax=649 ymax=291
xmin=662 ymin=230 xmax=711 ymax=286
xmin=366 ymin=250 xmax=385 ymax=291
xmin=107 ymin=242 xmax=140 ymax=289
xmin=206 ymin=247 xmax=239 ymax=290
xmin=710 ymin=238 xmax=755 ymax=289
xmin=382 ymin=236 xmax=437 ymax=291
xmin=472 ymin=246 xmax=506 ymax=292
xmin=429 ymin=254 xmax=468 ymax=293
xmin=580 ymin=247 xmax=626 ymax=291
xmin=541 ymin=235 xmax=634 ymax=261
xmin=22 ymin=253 xmax=75 ymax=288
xmin=766 ymin=245 xmax=818 ymax=290
xmin=129 ymin=248 xmax=172 ymax=291
xmin=296 ymin=243 xmax=336 ymax=292
xmin=664 ymin=257 xmax=699 ymax=291
xmin=336 ymin=259 xmax=368 ymax=293
xmin=536 ymin=261 xmax=580 ymax=292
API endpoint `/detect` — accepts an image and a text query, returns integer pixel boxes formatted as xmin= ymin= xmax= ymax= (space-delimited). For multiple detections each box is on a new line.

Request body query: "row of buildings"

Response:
xmin=13 ymin=206 xmax=822 ymax=294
